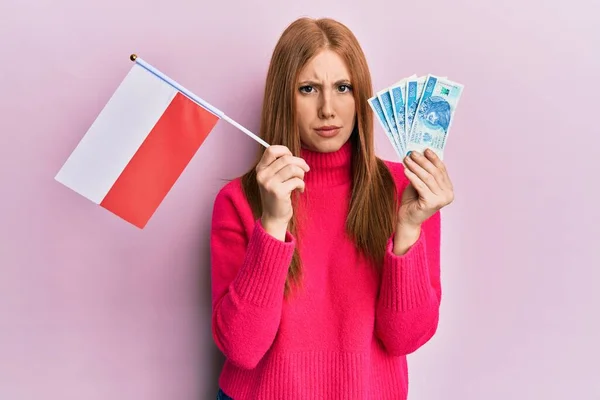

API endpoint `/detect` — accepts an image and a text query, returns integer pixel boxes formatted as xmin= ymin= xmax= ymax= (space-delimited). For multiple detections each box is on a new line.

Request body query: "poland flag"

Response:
xmin=55 ymin=59 xmax=220 ymax=228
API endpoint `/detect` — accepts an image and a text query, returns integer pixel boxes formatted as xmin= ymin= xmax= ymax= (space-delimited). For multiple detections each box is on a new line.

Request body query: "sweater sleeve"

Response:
xmin=210 ymin=186 xmax=295 ymax=369
xmin=374 ymin=210 xmax=442 ymax=357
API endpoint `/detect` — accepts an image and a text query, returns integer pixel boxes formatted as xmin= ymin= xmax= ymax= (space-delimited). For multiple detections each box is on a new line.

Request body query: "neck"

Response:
xmin=300 ymin=140 xmax=353 ymax=188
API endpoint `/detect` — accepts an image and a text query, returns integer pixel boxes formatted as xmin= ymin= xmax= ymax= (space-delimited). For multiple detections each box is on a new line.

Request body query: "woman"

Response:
xmin=210 ymin=16 xmax=454 ymax=399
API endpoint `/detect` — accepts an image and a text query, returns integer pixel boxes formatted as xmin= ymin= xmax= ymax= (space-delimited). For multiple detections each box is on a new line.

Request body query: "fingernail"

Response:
xmin=406 ymin=151 xmax=412 ymax=157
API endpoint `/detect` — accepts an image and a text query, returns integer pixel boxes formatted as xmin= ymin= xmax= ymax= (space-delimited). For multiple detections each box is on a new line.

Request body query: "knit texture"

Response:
xmin=210 ymin=140 xmax=442 ymax=399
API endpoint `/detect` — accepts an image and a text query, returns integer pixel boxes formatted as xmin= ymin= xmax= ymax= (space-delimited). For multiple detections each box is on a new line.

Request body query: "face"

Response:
xmin=295 ymin=49 xmax=356 ymax=153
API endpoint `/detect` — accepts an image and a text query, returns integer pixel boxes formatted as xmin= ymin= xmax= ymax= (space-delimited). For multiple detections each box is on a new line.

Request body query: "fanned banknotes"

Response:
xmin=368 ymin=94 xmax=403 ymax=159
xmin=369 ymin=74 xmax=463 ymax=162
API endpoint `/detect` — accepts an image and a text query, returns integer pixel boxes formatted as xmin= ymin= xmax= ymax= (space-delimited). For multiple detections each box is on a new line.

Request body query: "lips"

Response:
xmin=315 ymin=126 xmax=341 ymax=131
xmin=314 ymin=125 xmax=341 ymax=138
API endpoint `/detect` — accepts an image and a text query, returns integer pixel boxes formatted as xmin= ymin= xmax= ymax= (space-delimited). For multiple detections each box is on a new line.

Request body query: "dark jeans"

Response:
xmin=216 ymin=388 xmax=233 ymax=400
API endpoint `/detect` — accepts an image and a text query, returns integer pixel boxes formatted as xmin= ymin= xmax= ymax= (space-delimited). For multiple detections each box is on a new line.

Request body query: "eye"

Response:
xmin=338 ymin=84 xmax=352 ymax=93
xmin=299 ymin=85 xmax=314 ymax=94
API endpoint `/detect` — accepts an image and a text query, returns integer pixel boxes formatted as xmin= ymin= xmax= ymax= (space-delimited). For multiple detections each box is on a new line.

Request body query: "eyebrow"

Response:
xmin=298 ymin=79 xmax=352 ymax=86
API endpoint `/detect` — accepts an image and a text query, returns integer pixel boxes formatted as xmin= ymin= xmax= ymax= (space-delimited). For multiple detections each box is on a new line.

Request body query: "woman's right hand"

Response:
xmin=255 ymin=145 xmax=310 ymax=240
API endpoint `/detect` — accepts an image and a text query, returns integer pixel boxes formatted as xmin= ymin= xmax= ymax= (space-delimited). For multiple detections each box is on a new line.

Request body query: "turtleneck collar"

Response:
xmin=300 ymin=140 xmax=353 ymax=188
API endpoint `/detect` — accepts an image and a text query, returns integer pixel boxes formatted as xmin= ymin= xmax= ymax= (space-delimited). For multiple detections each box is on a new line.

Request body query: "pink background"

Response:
xmin=1 ymin=0 xmax=599 ymax=398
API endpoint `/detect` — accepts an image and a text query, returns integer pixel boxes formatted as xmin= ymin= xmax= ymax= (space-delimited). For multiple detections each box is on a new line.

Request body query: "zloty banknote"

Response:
xmin=404 ymin=76 xmax=427 ymax=137
xmin=405 ymin=74 xmax=464 ymax=160
xmin=369 ymin=75 xmax=416 ymax=159
xmin=405 ymin=75 xmax=446 ymax=137
xmin=388 ymin=74 xmax=416 ymax=157
xmin=377 ymin=88 xmax=404 ymax=157
xmin=368 ymin=96 xmax=403 ymax=160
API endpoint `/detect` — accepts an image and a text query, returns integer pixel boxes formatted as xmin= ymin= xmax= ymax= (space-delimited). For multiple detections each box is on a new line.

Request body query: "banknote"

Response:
xmin=404 ymin=76 xmax=427 ymax=137
xmin=405 ymin=75 xmax=464 ymax=160
xmin=389 ymin=74 xmax=416 ymax=155
xmin=377 ymin=88 xmax=404 ymax=157
xmin=367 ymin=96 xmax=403 ymax=159
xmin=371 ymin=73 xmax=462 ymax=161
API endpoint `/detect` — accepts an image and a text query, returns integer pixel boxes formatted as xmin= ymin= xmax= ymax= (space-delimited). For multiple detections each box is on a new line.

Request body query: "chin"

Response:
xmin=302 ymin=134 xmax=351 ymax=153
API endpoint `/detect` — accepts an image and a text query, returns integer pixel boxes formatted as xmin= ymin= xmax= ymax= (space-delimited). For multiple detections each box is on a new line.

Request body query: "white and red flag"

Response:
xmin=55 ymin=55 xmax=267 ymax=228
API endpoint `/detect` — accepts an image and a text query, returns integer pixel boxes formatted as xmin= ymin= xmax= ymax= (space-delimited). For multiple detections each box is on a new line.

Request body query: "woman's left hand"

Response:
xmin=398 ymin=148 xmax=454 ymax=229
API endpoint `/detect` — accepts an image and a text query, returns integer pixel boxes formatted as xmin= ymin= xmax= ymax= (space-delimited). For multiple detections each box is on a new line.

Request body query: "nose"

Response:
xmin=318 ymin=91 xmax=335 ymax=119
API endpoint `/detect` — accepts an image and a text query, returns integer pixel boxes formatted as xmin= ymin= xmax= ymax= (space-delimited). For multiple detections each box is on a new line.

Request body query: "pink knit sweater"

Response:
xmin=210 ymin=140 xmax=442 ymax=399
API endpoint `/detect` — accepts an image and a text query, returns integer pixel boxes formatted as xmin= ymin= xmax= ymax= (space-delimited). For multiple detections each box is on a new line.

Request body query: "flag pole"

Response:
xmin=129 ymin=54 xmax=270 ymax=149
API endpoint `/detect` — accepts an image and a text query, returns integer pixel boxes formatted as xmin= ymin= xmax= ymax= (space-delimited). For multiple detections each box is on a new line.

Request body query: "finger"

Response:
xmin=274 ymin=163 xmax=307 ymax=183
xmin=281 ymin=177 xmax=306 ymax=194
xmin=404 ymin=152 xmax=442 ymax=195
xmin=407 ymin=151 xmax=446 ymax=189
xmin=269 ymin=155 xmax=310 ymax=177
xmin=256 ymin=145 xmax=292 ymax=171
xmin=423 ymin=148 xmax=453 ymax=190
xmin=257 ymin=155 xmax=309 ymax=185
xmin=403 ymin=164 xmax=434 ymax=198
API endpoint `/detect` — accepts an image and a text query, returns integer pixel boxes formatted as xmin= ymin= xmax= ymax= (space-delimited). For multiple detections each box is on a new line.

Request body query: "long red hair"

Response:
xmin=240 ymin=17 xmax=398 ymax=296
